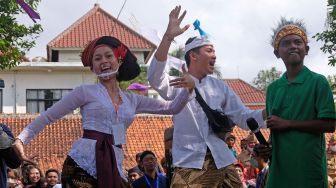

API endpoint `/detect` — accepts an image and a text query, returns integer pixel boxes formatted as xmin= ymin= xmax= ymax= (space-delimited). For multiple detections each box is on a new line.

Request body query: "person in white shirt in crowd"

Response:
xmin=148 ymin=6 xmax=267 ymax=187
xmin=12 ymin=35 xmax=195 ymax=188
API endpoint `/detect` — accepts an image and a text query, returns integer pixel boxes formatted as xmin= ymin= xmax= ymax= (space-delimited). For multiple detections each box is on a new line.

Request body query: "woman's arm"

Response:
xmin=13 ymin=86 xmax=87 ymax=164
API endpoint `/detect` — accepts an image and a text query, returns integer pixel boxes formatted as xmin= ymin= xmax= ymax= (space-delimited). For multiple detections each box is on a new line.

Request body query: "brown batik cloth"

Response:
xmin=61 ymin=156 xmax=130 ymax=188
xmin=171 ymin=152 xmax=242 ymax=188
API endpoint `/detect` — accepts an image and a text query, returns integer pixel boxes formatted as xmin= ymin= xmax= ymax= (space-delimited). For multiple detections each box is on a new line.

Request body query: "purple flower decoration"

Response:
xmin=127 ymin=83 xmax=149 ymax=93
xmin=16 ymin=0 xmax=40 ymax=23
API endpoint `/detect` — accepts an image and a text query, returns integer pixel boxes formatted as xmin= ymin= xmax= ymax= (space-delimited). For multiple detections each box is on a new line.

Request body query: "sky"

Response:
xmin=18 ymin=0 xmax=336 ymax=83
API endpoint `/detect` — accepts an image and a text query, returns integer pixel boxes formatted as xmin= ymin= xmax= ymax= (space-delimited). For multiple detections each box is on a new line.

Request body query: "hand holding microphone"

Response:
xmin=247 ymin=117 xmax=272 ymax=160
xmin=247 ymin=117 xmax=269 ymax=146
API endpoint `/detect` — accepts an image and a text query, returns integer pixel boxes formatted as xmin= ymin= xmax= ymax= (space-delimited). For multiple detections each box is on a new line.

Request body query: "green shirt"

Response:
xmin=265 ymin=66 xmax=336 ymax=188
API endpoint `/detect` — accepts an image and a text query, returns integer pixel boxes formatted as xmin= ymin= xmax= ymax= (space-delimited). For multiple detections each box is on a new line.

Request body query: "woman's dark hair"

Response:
xmin=95 ymin=36 xmax=140 ymax=82
xmin=22 ymin=165 xmax=44 ymax=187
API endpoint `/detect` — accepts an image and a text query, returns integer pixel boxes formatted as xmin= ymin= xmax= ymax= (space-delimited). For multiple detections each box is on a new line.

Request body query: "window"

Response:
xmin=26 ymin=89 xmax=72 ymax=113
xmin=0 ymin=89 xmax=2 ymax=113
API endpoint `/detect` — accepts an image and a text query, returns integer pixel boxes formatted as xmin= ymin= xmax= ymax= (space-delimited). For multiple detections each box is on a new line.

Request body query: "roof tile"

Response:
xmin=2 ymin=79 xmax=332 ymax=174
xmin=47 ymin=4 xmax=156 ymax=50
xmin=1 ymin=114 xmax=333 ymax=174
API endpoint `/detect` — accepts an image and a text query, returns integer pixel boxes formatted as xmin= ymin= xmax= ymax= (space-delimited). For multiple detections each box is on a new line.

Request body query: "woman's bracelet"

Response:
xmin=13 ymin=138 xmax=23 ymax=145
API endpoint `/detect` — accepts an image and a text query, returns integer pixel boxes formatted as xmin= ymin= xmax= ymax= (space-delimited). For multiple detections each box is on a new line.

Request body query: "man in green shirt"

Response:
xmin=265 ymin=18 xmax=336 ymax=188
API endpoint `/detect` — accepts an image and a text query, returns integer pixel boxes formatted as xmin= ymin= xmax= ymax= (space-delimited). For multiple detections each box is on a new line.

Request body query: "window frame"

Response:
xmin=26 ymin=89 xmax=72 ymax=113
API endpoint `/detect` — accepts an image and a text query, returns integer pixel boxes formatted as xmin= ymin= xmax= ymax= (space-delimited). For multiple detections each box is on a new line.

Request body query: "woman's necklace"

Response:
xmin=112 ymin=93 xmax=122 ymax=112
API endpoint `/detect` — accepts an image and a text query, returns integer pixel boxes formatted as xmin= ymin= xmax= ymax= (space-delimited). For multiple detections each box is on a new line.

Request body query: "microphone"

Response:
xmin=246 ymin=117 xmax=269 ymax=147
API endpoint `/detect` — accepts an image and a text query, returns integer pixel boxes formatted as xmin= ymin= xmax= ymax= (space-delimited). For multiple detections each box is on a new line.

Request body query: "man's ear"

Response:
xmin=273 ymin=49 xmax=280 ymax=59
xmin=305 ymin=45 xmax=310 ymax=55
xmin=190 ymin=51 xmax=198 ymax=61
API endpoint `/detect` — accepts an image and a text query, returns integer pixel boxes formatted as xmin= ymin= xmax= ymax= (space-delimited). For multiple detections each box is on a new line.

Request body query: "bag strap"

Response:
xmin=194 ymin=88 xmax=216 ymax=123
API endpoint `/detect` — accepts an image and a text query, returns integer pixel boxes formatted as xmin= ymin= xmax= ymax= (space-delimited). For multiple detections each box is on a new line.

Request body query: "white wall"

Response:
xmin=59 ymin=51 xmax=81 ymax=62
xmin=133 ymin=52 xmax=145 ymax=65
xmin=58 ymin=50 xmax=146 ymax=64
xmin=1 ymin=69 xmax=96 ymax=114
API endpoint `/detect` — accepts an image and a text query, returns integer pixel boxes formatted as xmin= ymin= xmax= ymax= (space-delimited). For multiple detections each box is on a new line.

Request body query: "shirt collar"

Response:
xmin=190 ymin=74 xmax=209 ymax=85
xmin=278 ymin=66 xmax=310 ymax=86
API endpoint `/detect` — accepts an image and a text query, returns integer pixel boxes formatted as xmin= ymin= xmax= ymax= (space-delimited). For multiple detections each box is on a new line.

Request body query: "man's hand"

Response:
xmin=169 ymin=65 xmax=195 ymax=93
xmin=266 ymin=115 xmax=290 ymax=131
xmin=165 ymin=5 xmax=190 ymax=40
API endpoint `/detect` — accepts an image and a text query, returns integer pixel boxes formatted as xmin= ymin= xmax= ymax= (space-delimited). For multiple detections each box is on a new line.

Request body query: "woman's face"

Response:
xmin=28 ymin=168 xmax=41 ymax=184
xmin=91 ymin=45 xmax=119 ymax=79
xmin=235 ymin=166 xmax=243 ymax=179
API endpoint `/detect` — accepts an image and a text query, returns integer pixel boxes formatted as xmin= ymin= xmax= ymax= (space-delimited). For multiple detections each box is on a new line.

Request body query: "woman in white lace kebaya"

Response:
xmin=12 ymin=36 xmax=195 ymax=188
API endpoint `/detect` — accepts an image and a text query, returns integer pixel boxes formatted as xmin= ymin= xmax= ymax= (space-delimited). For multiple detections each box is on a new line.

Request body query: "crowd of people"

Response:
xmin=3 ymin=135 xmax=336 ymax=188
xmin=5 ymin=165 xmax=62 ymax=188
xmin=0 ymin=4 xmax=335 ymax=188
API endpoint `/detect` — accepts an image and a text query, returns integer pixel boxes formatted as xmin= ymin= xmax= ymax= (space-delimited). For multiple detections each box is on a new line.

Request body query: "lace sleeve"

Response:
xmin=134 ymin=89 xmax=193 ymax=115
xmin=18 ymin=86 xmax=87 ymax=144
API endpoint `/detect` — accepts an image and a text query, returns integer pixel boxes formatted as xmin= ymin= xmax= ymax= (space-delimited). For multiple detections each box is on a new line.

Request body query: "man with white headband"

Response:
xmin=148 ymin=6 xmax=267 ymax=187
xmin=265 ymin=17 xmax=336 ymax=188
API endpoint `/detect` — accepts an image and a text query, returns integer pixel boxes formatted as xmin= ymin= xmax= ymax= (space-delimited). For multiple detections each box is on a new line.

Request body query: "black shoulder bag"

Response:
xmin=194 ymin=88 xmax=235 ymax=134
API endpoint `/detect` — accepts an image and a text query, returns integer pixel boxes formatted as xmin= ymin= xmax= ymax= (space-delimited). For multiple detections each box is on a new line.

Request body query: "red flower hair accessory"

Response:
xmin=112 ymin=45 xmax=127 ymax=63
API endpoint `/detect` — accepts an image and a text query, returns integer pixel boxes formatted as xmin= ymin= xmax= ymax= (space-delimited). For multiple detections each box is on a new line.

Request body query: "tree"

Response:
xmin=0 ymin=0 xmax=43 ymax=69
xmin=119 ymin=66 xmax=148 ymax=91
xmin=327 ymin=74 xmax=336 ymax=90
xmin=252 ymin=67 xmax=282 ymax=91
xmin=313 ymin=0 xmax=336 ymax=66
xmin=169 ymin=45 xmax=184 ymax=60
xmin=169 ymin=46 xmax=222 ymax=79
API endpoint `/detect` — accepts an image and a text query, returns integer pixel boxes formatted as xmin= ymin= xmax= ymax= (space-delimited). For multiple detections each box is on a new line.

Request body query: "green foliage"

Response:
xmin=0 ymin=0 xmax=43 ymax=69
xmin=313 ymin=0 xmax=336 ymax=66
xmin=327 ymin=74 xmax=336 ymax=90
xmin=119 ymin=66 xmax=148 ymax=92
xmin=212 ymin=66 xmax=223 ymax=79
xmin=169 ymin=46 xmax=184 ymax=60
xmin=252 ymin=67 xmax=282 ymax=91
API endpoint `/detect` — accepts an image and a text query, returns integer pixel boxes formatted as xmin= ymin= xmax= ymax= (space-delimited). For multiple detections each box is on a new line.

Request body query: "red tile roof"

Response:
xmin=47 ymin=4 xmax=156 ymax=60
xmin=225 ymin=79 xmax=266 ymax=107
xmin=1 ymin=115 xmax=171 ymax=173
xmin=2 ymin=79 xmax=332 ymax=175
xmin=0 ymin=79 xmax=268 ymax=173
xmin=1 ymin=115 xmax=334 ymax=175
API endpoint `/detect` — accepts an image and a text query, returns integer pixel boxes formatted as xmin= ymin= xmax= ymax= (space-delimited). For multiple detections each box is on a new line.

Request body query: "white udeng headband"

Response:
xmin=184 ymin=37 xmax=213 ymax=53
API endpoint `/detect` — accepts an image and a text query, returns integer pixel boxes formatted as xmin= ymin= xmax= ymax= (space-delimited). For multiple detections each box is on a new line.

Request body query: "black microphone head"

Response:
xmin=246 ymin=117 xmax=259 ymax=132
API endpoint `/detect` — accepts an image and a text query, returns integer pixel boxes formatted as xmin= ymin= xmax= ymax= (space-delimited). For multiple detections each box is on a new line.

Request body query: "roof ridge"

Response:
xmin=237 ymin=79 xmax=266 ymax=95
xmin=47 ymin=5 xmax=99 ymax=47
xmin=47 ymin=5 xmax=156 ymax=49
xmin=96 ymin=7 xmax=157 ymax=49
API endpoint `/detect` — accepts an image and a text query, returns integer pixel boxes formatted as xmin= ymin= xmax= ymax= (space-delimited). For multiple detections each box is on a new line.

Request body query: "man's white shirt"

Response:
xmin=148 ymin=57 xmax=266 ymax=169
